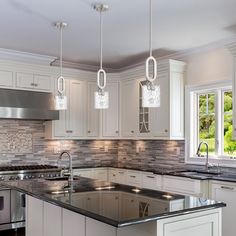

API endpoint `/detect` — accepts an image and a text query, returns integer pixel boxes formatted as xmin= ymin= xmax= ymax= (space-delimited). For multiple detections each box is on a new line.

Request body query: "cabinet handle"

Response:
xmin=87 ymin=198 xmax=91 ymax=200
xmin=118 ymin=172 xmax=124 ymax=174
xmin=221 ymin=186 xmax=234 ymax=190
xmin=34 ymin=83 xmax=38 ymax=87
xmin=130 ymin=199 xmax=134 ymax=203
xmin=146 ymin=176 xmax=155 ymax=179
xmin=165 ymin=129 xmax=168 ymax=133
xmin=112 ymin=174 xmax=116 ymax=177
xmin=88 ymin=131 xmax=91 ymax=134
xmin=30 ymin=83 xmax=35 ymax=86
xmin=115 ymin=196 xmax=119 ymax=200
xmin=116 ymin=131 xmax=119 ymax=134
xmin=130 ymin=175 xmax=136 ymax=178
xmin=66 ymin=130 xmax=73 ymax=133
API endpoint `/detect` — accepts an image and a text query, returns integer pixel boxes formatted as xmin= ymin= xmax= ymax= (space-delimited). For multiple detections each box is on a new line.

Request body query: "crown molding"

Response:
xmin=0 ymin=48 xmax=57 ymax=65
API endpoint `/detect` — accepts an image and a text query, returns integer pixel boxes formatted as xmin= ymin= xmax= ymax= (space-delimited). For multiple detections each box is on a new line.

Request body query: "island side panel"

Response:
xmin=156 ymin=208 xmax=222 ymax=236
xmin=26 ymin=195 xmax=44 ymax=236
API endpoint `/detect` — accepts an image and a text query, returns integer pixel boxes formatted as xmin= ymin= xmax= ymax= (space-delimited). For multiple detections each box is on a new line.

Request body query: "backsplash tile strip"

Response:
xmin=0 ymin=120 xmax=185 ymax=171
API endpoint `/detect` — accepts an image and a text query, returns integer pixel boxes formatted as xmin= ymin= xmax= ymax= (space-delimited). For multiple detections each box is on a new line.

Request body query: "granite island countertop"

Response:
xmin=1 ymin=177 xmax=225 ymax=227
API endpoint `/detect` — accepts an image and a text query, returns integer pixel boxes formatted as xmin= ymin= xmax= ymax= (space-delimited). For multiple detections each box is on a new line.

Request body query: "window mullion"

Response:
xmin=216 ymin=90 xmax=222 ymax=156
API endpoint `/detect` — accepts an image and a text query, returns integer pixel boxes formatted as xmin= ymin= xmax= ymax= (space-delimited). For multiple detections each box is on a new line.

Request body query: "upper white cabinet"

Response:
xmin=121 ymin=60 xmax=185 ymax=139
xmin=16 ymin=72 xmax=52 ymax=92
xmin=0 ymin=70 xmax=14 ymax=88
xmin=102 ymin=82 xmax=120 ymax=137
xmin=45 ymin=79 xmax=86 ymax=139
xmin=121 ymin=79 xmax=139 ymax=137
xmin=87 ymin=82 xmax=100 ymax=137
xmin=150 ymin=60 xmax=185 ymax=139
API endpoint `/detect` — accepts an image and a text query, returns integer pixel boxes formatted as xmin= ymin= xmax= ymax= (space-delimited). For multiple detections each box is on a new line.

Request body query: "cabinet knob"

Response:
xmin=34 ymin=83 xmax=38 ymax=87
xmin=165 ymin=129 xmax=168 ymax=133
xmin=88 ymin=131 xmax=91 ymax=134
xmin=116 ymin=131 xmax=119 ymax=134
xmin=30 ymin=83 xmax=35 ymax=86
xmin=131 ymin=130 xmax=134 ymax=133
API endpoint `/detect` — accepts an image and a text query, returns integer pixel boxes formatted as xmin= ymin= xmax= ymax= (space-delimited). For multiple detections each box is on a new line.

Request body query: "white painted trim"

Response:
xmin=184 ymin=80 xmax=236 ymax=167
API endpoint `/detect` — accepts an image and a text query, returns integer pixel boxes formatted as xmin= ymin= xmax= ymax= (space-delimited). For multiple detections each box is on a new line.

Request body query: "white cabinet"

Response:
xmin=0 ymin=70 xmax=14 ymax=88
xmin=163 ymin=175 xmax=208 ymax=197
xmin=116 ymin=169 xmax=127 ymax=185
xmin=108 ymin=168 xmax=118 ymax=183
xmin=16 ymin=72 xmax=52 ymax=92
xmin=142 ymin=172 xmax=158 ymax=190
xmin=93 ymin=168 xmax=108 ymax=181
xmin=126 ymin=170 xmax=142 ymax=187
xmin=150 ymin=60 xmax=185 ymax=139
xmin=121 ymin=194 xmax=139 ymax=220
xmin=45 ymin=79 xmax=86 ymax=139
xmin=210 ymin=180 xmax=236 ymax=236
xmin=26 ymin=196 xmax=43 ymax=236
xmin=87 ymin=82 xmax=100 ymax=137
xmin=121 ymin=79 xmax=139 ymax=137
xmin=73 ymin=168 xmax=94 ymax=178
xmin=44 ymin=201 xmax=62 ymax=236
xmin=102 ymin=82 xmax=120 ymax=137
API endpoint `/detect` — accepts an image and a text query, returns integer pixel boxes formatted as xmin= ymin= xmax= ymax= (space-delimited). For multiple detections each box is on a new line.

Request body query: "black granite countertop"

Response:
xmin=73 ymin=165 xmax=236 ymax=183
xmin=1 ymin=177 xmax=225 ymax=227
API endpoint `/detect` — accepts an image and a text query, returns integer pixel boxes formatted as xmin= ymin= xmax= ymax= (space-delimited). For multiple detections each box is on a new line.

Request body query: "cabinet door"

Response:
xmin=26 ymin=196 xmax=43 ymax=236
xmin=142 ymin=173 xmax=157 ymax=190
xmin=87 ymin=82 xmax=100 ymax=137
xmin=121 ymin=80 xmax=139 ymax=137
xmin=44 ymin=202 xmax=62 ymax=236
xmin=116 ymin=169 xmax=127 ymax=185
xmin=0 ymin=190 xmax=10 ymax=224
xmin=16 ymin=72 xmax=34 ymax=89
xmin=211 ymin=182 xmax=236 ymax=236
xmin=108 ymin=168 xmax=117 ymax=183
xmin=0 ymin=70 xmax=13 ymax=88
xmin=126 ymin=170 xmax=142 ymax=187
xmin=62 ymin=209 xmax=85 ymax=236
xmin=69 ymin=80 xmax=85 ymax=138
xmin=150 ymin=71 xmax=169 ymax=137
xmin=34 ymin=74 xmax=52 ymax=91
xmin=102 ymin=82 xmax=119 ymax=137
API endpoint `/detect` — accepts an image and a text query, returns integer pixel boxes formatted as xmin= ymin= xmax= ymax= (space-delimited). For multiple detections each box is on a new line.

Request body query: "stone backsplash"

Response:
xmin=0 ymin=120 xmax=185 ymax=170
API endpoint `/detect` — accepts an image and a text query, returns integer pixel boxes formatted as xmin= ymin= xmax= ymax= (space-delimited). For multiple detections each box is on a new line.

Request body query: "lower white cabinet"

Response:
xmin=116 ymin=169 xmax=127 ymax=185
xmin=93 ymin=168 xmax=108 ymax=181
xmin=73 ymin=168 xmax=94 ymax=178
xmin=126 ymin=170 xmax=142 ymax=187
xmin=162 ymin=175 xmax=208 ymax=197
xmin=210 ymin=180 xmax=236 ymax=236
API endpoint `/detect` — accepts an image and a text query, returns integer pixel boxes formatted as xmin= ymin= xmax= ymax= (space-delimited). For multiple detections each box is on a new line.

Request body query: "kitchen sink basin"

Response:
xmin=175 ymin=170 xmax=221 ymax=178
xmin=46 ymin=176 xmax=80 ymax=181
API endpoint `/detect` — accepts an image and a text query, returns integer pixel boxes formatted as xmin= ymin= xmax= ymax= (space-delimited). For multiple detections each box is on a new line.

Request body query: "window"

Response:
xmin=186 ymin=82 xmax=236 ymax=164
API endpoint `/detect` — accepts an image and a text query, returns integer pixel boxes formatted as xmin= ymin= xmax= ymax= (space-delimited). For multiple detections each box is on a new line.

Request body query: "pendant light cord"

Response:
xmin=149 ymin=0 xmax=153 ymax=57
xmin=100 ymin=10 xmax=103 ymax=69
xmin=60 ymin=23 xmax=63 ymax=77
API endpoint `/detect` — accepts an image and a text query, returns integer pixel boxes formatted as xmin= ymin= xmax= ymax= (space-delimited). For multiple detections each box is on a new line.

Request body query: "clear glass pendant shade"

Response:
xmin=142 ymin=84 xmax=160 ymax=108
xmin=95 ymin=90 xmax=109 ymax=109
xmin=55 ymin=94 xmax=67 ymax=110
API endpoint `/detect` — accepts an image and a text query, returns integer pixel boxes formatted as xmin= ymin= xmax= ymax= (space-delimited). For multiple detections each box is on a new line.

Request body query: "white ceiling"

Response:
xmin=0 ymin=0 xmax=236 ymax=69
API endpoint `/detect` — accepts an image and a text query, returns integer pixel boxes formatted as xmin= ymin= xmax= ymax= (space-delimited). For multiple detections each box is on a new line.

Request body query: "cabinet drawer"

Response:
xmin=16 ymin=72 xmax=34 ymax=89
xmin=116 ymin=169 xmax=127 ymax=185
xmin=127 ymin=171 xmax=141 ymax=187
xmin=93 ymin=168 xmax=108 ymax=181
xmin=142 ymin=173 xmax=157 ymax=190
xmin=163 ymin=175 xmax=201 ymax=196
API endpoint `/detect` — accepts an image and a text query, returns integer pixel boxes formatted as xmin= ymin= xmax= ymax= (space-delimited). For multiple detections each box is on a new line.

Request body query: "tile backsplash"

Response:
xmin=0 ymin=120 xmax=185 ymax=170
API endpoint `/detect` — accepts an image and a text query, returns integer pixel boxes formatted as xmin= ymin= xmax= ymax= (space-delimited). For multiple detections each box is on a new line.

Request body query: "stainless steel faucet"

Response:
xmin=196 ymin=141 xmax=210 ymax=170
xmin=58 ymin=151 xmax=73 ymax=185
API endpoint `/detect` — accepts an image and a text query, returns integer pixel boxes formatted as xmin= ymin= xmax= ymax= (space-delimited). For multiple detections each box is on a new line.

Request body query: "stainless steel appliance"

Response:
xmin=0 ymin=165 xmax=61 ymax=231
xmin=0 ymin=88 xmax=59 ymax=120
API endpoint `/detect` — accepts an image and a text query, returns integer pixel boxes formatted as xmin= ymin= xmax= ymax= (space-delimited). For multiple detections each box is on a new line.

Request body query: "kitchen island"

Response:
xmin=3 ymin=177 xmax=225 ymax=236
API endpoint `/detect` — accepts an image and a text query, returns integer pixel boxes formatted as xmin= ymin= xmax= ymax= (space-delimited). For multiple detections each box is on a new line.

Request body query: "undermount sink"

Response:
xmin=46 ymin=176 xmax=80 ymax=181
xmin=176 ymin=170 xmax=221 ymax=178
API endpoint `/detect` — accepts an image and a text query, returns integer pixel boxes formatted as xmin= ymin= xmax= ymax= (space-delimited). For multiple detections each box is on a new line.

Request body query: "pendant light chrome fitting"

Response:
xmin=55 ymin=21 xmax=68 ymax=110
xmin=93 ymin=3 xmax=109 ymax=109
xmin=142 ymin=0 xmax=160 ymax=108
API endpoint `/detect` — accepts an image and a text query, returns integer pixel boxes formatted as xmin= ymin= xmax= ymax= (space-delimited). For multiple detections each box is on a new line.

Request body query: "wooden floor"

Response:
xmin=1 ymin=228 xmax=25 ymax=236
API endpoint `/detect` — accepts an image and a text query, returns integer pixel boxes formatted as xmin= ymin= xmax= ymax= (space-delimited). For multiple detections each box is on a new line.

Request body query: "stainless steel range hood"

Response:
xmin=0 ymin=88 xmax=59 ymax=120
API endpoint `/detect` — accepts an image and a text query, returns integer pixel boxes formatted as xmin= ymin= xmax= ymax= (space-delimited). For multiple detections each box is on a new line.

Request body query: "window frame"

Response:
xmin=185 ymin=80 xmax=236 ymax=167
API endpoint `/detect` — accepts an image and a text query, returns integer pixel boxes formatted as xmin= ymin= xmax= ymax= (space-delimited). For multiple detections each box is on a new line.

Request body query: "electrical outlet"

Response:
xmin=136 ymin=145 xmax=141 ymax=154
xmin=104 ymin=145 xmax=109 ymax=153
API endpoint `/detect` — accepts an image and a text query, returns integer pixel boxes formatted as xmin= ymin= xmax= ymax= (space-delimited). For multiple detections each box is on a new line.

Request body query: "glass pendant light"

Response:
xmin=142 ymin=0 xmax=160 ymax=108
xmin=55 ymin=22 xmax=68 ymax=110
xmin=93 ymin=3 xmax=109 ymax=109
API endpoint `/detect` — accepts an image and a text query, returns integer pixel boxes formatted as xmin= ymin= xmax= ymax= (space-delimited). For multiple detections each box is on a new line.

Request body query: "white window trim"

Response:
xmin=185 ymin=80 xmax=236 ymax=167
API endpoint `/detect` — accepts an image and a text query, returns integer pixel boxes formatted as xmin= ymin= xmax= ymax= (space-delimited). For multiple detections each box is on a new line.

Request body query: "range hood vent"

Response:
xmin=0 ymin=88 xmax=59 ymax=120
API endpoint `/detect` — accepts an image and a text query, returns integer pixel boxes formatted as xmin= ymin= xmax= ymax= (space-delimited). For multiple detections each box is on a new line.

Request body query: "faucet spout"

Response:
xmin=196 ymin=141 xmax=209 ymax=170
xmin=58 ymin=151 xmax=73 ymax=185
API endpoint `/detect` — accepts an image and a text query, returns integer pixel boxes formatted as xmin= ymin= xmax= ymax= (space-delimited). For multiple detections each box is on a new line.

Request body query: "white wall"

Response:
xmin=182 ymin=47 xmax=233 ymax=86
